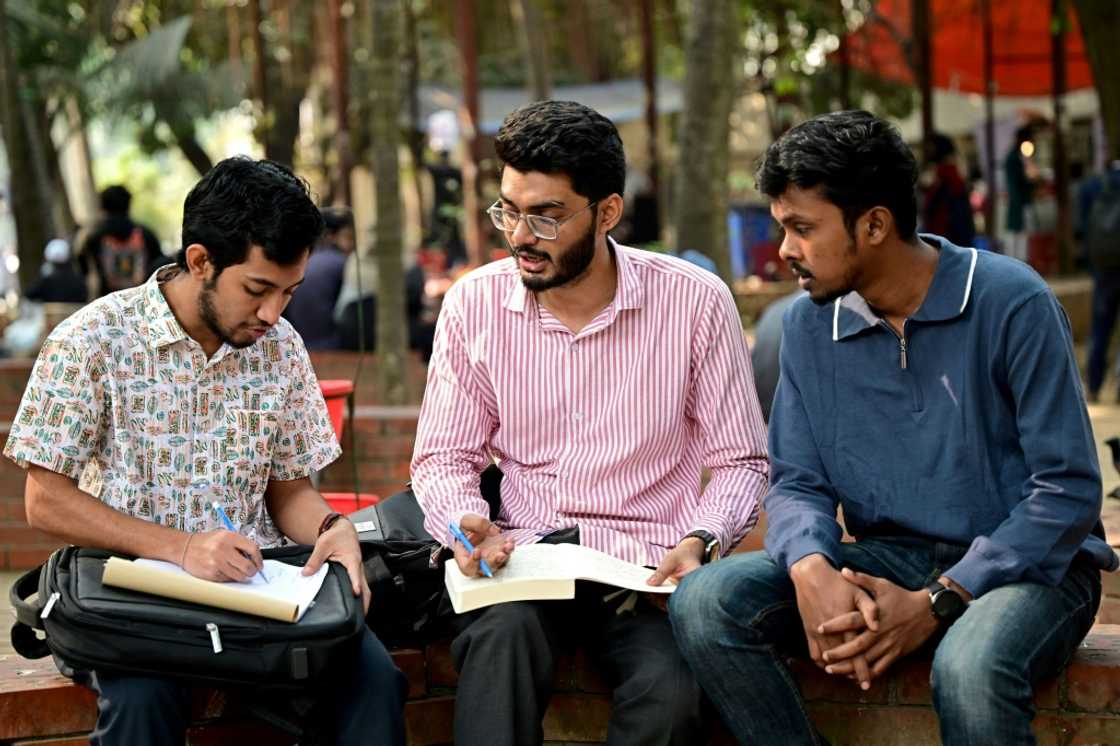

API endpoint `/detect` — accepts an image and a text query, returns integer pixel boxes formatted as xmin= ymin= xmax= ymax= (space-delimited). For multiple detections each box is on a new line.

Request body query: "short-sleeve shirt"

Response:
xmin=3 ymin=266 xmax=341 ymax=547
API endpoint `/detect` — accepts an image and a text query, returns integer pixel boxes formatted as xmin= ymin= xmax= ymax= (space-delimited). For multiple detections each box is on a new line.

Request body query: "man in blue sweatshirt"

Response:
xmin=669 ymin=110 xmax=1117 ymax=746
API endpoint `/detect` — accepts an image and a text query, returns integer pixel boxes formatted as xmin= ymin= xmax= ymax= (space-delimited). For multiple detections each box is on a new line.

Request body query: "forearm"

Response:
xmin=689 ymin=461 xmax=770 ymax=548
xmin=265 ymin=479 xmax=332 ymax=545
xmin=25 ymin=465 xmax=188 ymax=563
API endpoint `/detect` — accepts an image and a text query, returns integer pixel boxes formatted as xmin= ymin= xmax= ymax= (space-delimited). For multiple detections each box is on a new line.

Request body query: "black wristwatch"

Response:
xmin=682 ymin=530 xmax=720 ymax=564
xmin=926 ymin=580 xmax=967 ymax=624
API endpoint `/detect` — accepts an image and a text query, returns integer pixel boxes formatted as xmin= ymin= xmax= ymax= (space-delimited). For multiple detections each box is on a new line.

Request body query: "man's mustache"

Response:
xmin=512 ymin=246 xmax=551 ymax=262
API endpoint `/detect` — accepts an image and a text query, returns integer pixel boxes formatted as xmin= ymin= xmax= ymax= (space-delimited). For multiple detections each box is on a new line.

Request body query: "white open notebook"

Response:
xmin=102 ymin=558 xmax=329 ymax=623
xmin=444 ymin=543 xmax=675 ymax=614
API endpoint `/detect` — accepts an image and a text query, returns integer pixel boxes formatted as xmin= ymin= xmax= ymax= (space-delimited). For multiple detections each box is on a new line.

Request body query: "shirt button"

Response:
xmin=572 ymin=412 xmax=583 ymax=422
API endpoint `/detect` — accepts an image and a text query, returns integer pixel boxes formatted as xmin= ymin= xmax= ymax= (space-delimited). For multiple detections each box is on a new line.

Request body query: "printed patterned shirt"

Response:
xmin=4 ymin=266 xmax=341 ymax=547
xmin=411 ymin=242 xmax=770 ymax=566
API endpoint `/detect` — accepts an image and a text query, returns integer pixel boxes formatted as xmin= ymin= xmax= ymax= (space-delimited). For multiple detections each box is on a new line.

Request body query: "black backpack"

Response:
xmin=9 ymin=544 xmax=366 ymax=689
xmin=1087 ymin=172 xmax=1120 ymax=273
xmin=356 ymin=489 xmax=452 ymax=648
xmin=358 ymin=469 xmax=504 ymax=647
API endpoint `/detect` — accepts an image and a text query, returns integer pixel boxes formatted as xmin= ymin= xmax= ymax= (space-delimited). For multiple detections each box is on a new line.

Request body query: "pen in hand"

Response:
xmin=448 ymin=521 xmax=494 ymax=578
xmin=210 ymin=501 xmax=268 ymax=582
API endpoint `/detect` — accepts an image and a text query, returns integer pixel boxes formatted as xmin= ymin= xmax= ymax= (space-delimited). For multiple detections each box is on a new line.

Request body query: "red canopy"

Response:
xmin=842 ymin=0 xmax=1093 ymax=96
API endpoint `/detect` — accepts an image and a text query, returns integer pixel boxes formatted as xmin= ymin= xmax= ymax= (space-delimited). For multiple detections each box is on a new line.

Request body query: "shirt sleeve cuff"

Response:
xmin=446 ymin=501 xmax=492 ymax=546
xmin=769 ymin=534 xmax=843 ymax=575
xmin=943 ymin=553 xmax=997 ymax=599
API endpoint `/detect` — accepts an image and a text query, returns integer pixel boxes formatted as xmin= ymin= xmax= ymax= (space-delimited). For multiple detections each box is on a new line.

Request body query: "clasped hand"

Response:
xmin=814 ymin=567 xmax=941 ymax=686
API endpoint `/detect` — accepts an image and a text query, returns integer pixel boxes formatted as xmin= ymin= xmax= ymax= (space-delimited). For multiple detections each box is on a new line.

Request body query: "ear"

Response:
xmin=862 ymin=206 xmax=894 ymax=247
xmin=595 ymin=194 xmax=625 ymax=235
xmin=183 ymin=243 xmax=213 ymax=281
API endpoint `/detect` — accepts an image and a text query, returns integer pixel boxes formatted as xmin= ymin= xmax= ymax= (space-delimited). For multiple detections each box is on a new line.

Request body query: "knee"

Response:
xmin=669 ymin=552 xmax=781 ymax=650
xmin=931 ymin=644 xmax=1026 ymax=714
xmin=95 ymin=674 xmax=184 ymax=714
xmin=616 ymin=657 xmax=703 ymax=730
xmin=452 ymin=602 xmax=551 ymax=663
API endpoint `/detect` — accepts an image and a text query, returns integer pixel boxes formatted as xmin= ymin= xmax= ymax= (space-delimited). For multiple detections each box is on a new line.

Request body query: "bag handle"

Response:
xmin=9 ymin=563 xmax=51 ymax=659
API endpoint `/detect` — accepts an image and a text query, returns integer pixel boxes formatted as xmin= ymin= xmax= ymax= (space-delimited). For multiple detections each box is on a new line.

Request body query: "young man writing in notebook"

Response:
xmin=410 ymin=100 xmax=770 ymax=746
xmin=5 ymin=157 xmax=406 ymax=745
xmin=669 ymin=110 xmax=1116 ymax=745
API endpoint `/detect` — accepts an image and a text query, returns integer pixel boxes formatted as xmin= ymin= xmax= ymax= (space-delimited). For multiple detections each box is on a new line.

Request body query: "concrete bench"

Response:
xmin=3 ymin=626 xmax=1120 ymax=745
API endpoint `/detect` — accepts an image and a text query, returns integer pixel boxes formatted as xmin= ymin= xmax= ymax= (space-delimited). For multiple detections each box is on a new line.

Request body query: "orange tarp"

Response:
xmin=842 ymin=0 xmax=1093 ymax=96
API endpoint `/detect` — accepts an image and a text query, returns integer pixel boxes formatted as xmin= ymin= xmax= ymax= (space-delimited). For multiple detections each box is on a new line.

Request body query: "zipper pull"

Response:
xmin=40 ymin=591 xmax=60 ymax=620
xmin=899 ymin=338 xmax=908 ymax=370
xmin=206 ymin=622 xmax=223 ymax=654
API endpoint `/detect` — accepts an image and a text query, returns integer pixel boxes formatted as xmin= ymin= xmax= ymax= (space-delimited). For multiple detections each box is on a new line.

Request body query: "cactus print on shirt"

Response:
xmin=4 ymin=266 xmax=342 ymax=547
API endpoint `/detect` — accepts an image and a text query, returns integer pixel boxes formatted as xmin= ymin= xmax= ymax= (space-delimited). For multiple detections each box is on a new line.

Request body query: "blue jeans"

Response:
xmin=78 ymin=626 xmax=407 ymax=746
xmin=669 ymin=539 xmax=1100 ymax=746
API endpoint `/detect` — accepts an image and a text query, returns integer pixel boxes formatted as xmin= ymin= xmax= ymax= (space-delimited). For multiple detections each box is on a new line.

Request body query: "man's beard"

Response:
xmin=199 ymin=275 xmax=254 ymax=350
xmin=513 ymin=221 xmax=597 ymax=292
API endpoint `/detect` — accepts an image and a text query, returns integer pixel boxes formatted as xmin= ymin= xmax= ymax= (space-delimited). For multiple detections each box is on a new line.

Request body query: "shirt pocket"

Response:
xmin=221 ymin=409 xmax=278 ymax=497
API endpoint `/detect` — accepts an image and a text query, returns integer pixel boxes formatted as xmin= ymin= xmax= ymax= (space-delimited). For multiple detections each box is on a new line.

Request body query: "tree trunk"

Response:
xmin=31 ymin=94 xmax=75 ymax=237
xmin=510 ymin=0 xmax=550 ymax=100
xmin=1073 ymin=0 xmax=1120 ymax=160
xmin=328 ymin=0 xmax=353 ymax=205
xmin=370 ymin=0 xmax=408 ymax=405
xmin=673 ymin=0 xmax=737 ymax=286
xmin=172 ymin=129 xmax=216 ymax=176
xmin=1053 ymin=0 xmax=1071 ymax=273
xmin=912 ymin=0 xmax=933 ymax=164
xmin=403 ymin=0 xmax=427 ymax=235
xmin=455 ymin=0 xmax=487 ymax=267
xmin=155 ymin=101 xmax=215 ymax=175
xmin=0 ymin=0 xmax=50 ymax=291
xmin=639 ymin=0 xmax=660 ymax=214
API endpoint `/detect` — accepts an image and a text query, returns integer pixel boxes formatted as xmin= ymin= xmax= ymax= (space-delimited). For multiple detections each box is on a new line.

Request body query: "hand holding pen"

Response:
xmin=201 ymin=499 xmax=266 ymax=582
xmin=448 ymin=514 xmax=515 ymax=578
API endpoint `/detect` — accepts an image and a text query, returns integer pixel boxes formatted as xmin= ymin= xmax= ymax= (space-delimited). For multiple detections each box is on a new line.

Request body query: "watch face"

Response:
xmin=932 ymin=588 xmax=967 ymax=620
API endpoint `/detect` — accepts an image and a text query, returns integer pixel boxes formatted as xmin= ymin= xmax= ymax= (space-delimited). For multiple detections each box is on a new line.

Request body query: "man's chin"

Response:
xmin=519 ymin=270 xmax=559 ymax=291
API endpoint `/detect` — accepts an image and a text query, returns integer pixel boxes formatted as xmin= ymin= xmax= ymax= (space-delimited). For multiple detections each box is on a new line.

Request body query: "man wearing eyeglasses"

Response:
xmin=410 ymin=100 xmax=769 ymax=745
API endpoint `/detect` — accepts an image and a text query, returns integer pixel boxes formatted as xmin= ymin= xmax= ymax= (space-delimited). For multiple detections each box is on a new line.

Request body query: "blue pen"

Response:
xmin=448 ymin=522 xmax=494 ymax=578
xmin=211 ymin=501 xmax=268 ymax=582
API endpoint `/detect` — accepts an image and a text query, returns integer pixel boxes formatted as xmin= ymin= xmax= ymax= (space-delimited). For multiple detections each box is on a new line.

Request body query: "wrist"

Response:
xmin=679 ymin=536 xmax=705 ymax=560
xmin=318 ymin=511 xmax=348 ymax=537
xmin=790 ymin=553 xmax=833 ymax=579
xmin=680 ymin=530 xmax=720 ymax=564
xmin=938 ymin=576 xmax=973 ymax=603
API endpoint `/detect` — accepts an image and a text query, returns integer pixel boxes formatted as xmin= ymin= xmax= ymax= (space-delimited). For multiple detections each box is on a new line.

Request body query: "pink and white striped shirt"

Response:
xmin=410 ymin=242 xmax=769 ymax=566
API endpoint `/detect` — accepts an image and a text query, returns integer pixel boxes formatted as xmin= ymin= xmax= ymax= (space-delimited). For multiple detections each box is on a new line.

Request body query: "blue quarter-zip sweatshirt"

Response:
xmin=764 ymin=236 xmax=1119 ymax=598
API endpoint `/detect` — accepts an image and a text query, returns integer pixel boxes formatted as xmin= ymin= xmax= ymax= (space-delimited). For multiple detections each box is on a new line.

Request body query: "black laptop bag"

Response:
xmin=9 ymin=544 xmax=365 ymax=689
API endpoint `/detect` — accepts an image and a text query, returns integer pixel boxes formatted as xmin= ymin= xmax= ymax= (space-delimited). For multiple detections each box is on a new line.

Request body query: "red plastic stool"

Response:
xmin=318 ymin=379 xmax=380 ymax=515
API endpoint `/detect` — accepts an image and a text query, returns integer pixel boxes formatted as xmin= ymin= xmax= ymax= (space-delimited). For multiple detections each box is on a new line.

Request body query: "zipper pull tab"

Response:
xmin=206 ymin=622 xmax=223 ymax=654
xmin=899 ymin=338 xmax=908 ymax=370
xmin=40 ymin=591 xmax=60 ymax=620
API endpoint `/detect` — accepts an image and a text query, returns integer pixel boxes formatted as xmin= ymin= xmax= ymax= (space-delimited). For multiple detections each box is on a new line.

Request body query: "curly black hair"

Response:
xmin=494 ymin=100 xmax=626 ymax=203
xmin=177 ymin=156 xmax=324 ymax=274
xmin=756 ymin=110 xmax=919 ymax=240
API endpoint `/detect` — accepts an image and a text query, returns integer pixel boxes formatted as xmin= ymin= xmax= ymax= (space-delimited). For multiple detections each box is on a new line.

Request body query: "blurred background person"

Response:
xmin=25 ymin=238 xmax=87 ymax=304
xmin=922 ymin=133 xmax=976 ymax=248
xmin=284 ymin=206 xmax=354 ymax=350
xmin=1080 ymin=159 xmax=1120 ymax=403
xmin=1003 ymin=126 xmax=1039 ymax=263
xmin=78 ymin=185 xmax=165 ymax=297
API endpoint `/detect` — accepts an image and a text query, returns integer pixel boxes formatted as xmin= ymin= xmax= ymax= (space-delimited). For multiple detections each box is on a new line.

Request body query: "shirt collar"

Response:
xmin=502 ymin=238 xmax=645 ymax=315
xmin=832 ymin=235 xmax=979 ymax=341
xmin=142 ymin=266 xmax=191 ymax=349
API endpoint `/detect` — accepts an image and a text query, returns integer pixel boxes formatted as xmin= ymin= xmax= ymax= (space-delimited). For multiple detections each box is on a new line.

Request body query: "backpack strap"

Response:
xmin=9 ymin=564 xmax=51 ymax=659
